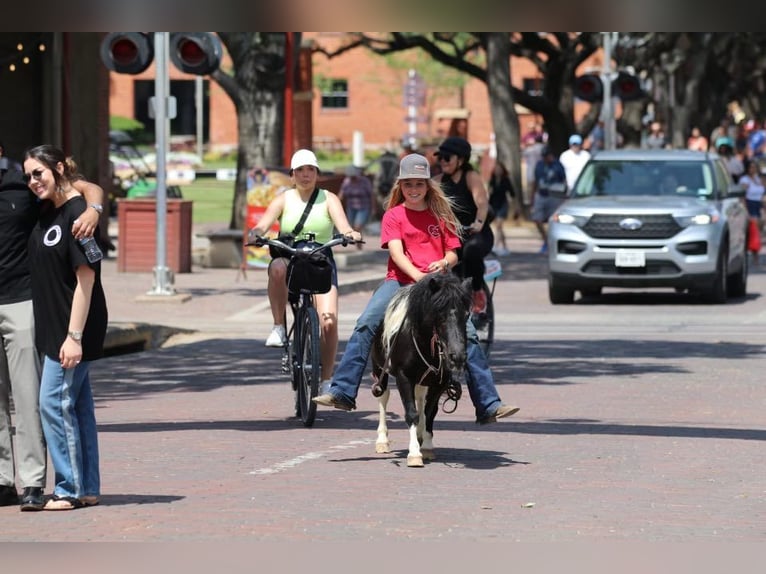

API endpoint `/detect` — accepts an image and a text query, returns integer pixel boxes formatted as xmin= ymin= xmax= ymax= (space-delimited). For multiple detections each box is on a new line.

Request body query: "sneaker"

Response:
xmin=471 ymin=289 xmax=487 ymax=314
xmin=539 ymin=242 xmax=548 ymax=254
xmin=265 ymin=325 xmax=287 ymax=347
xmin=19 ymin=487 xmax=44 ymax=511
xmin=312 ymin=392 xmax=356 ymax=411
xmin=493 ymin=246 xmax=511 ymax=257
xmin=477 ymin=404 xmax=520 ymax=425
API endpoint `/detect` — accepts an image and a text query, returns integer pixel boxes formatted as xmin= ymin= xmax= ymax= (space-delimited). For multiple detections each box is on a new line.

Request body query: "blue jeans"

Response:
xmin=328 ymin=279 xmax=503 ymax=419
xmin=39 ymin=356 xmax=100 ymax=499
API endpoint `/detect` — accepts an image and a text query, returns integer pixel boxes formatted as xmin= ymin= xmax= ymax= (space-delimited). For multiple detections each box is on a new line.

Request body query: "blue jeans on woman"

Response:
xmin=325 ymin=279 xmax=504 ymax=420
xmin=39 ymin=356 xmax=100 ymax=499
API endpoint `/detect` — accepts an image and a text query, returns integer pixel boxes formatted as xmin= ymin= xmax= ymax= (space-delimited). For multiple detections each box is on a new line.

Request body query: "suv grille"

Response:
xmin=582 ymin=214 xmax=682 ymax=239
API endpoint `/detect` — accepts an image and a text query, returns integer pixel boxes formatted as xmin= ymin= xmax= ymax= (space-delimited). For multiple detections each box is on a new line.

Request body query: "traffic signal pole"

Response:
xmin=602 ymin=32 xmax=617 ymax=151
xmin=148 ymin=31 xmax=174 ymax=296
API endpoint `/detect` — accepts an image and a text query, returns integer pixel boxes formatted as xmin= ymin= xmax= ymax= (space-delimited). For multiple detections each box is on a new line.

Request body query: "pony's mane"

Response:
xmin=381 ymin=273 xmax=469 ymax=357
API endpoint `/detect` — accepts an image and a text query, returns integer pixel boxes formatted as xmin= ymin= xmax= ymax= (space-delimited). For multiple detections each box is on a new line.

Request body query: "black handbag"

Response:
xmin=269 ymin=187 xmax=319 ymax=259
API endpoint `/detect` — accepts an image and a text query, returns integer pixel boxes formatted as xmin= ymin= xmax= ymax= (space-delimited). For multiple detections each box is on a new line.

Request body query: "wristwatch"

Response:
xmin=68 ymin=330 xmax=83 ymax=342
xmin=89 ymin=203 xmax=104 ymax=214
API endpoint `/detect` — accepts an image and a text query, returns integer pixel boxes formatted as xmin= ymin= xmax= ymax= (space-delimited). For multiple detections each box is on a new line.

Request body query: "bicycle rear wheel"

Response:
xmin=296 ymin=305 xmax=321 ymax=427
xmin=471 ymin=281 xmax=494 ymax=359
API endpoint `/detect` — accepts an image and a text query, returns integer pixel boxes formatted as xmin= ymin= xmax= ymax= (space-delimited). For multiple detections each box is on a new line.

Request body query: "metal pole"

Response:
xmin=195 ymin=75 xmax=203 ymax=160
xmin=602 ymin=32 xmax=615 ymax=151
xmin=149 ymin=31 xmax=174 ymax=296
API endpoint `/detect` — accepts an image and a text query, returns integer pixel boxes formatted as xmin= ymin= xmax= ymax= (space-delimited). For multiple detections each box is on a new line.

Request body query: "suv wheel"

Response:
xmin=701 ymin=247 xmax=728 ymax=304
xmin=727 ymin=253 xmax=748 ymax=298
xmin=549 ymin=276 xmax=576 ymax=304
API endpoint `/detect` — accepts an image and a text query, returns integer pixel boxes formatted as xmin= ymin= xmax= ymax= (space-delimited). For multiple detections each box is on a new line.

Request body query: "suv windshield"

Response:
xmin=572 ymin=160 xmax=715 ymax=199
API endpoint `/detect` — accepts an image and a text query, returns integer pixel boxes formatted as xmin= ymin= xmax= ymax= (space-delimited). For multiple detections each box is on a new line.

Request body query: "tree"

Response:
xmin=212 ymin=33 xmax=298 ymax=230
xmin=317 ymin=32 xmax=601 ymax=201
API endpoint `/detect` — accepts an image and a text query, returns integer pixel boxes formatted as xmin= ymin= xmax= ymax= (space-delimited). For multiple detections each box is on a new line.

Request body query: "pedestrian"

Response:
xmin=559 ymin=134 xmax=591 ymax=192
xmin=247 ymin=149 xmax=362 ymax=389
xmin=645 ymin=121 xmax=669 ymax=150
xmin=530 ymin=146 xmax=567 ymax=254
xmin=313 ymin=153 xmax=519 ymax=424
xmin=487 ymin=159 xmax=517 ymax=257
xmin=433 ymin=136 xmax=494 ymax=314
xmin=338 ymin=165 xmax=373 ymax=249
xmin=24 ymin=145 xmax=108 ymax=510
xmin=739 ymin=160 xmax=765 ymax=265
xmin=686 ymin=126 xmax=709 ymax=151
xmin=0 ymin=146 xmax=103 ymax=512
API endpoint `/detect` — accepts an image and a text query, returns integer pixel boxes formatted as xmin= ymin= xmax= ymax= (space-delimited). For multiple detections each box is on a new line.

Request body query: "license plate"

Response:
xmin=615 ymin=250 xmax=646 ymax=267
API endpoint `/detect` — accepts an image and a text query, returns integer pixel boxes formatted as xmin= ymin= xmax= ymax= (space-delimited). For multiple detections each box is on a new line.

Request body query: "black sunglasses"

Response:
xmin=438 ymin=152 xmax=453 ymax=162
xmin=23 ymin=167 xmax=46 ymax=184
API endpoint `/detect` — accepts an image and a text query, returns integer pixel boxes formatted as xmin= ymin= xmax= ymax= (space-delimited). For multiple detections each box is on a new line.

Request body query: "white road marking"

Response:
xmin=249 ymin=439 xmax=375 ymax=475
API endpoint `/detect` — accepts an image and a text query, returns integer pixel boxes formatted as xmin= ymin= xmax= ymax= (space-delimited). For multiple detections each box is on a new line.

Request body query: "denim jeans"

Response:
xmin=39 ymin=356 xmax=100 ymax=499
xmin=328 ymin=279 xmax=503 ymax=419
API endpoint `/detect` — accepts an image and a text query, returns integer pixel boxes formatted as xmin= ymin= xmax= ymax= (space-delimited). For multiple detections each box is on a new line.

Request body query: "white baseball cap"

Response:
xmin=290 ymin=149 xmax=320 ymax=171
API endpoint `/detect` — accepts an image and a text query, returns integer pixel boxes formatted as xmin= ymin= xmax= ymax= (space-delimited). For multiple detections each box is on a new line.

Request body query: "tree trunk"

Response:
xmin=215 ymin=33 xmax=288 ymax=230
xmin=485 ymin=34 xmax=521 ymax=200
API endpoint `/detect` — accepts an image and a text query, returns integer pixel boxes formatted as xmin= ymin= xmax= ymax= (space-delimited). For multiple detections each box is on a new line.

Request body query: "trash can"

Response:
xmin=116 ymin=198 xmax=193 ymax=273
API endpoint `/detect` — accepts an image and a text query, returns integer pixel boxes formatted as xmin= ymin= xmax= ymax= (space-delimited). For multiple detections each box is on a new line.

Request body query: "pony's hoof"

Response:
xmin=421 ymin=449 xmax=435 ymax=461
xmin=375 ymin=442 xmax=391 ymax=454
xmin=407 ymin=455 xmax=424 ymax=467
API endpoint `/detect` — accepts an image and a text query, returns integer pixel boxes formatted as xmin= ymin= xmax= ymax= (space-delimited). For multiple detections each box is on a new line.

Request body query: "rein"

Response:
xmin=411 ymin=330 xmax=444 ymax=386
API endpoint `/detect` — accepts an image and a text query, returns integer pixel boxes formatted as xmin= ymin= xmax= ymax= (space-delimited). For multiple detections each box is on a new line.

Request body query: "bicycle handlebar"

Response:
xmin=244 ymin=232 xmax=364 ymax=256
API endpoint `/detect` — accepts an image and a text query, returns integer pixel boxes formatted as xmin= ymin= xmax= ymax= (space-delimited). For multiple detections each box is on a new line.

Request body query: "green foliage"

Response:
xmin=109 ymin=116 xmax=148 ymax=143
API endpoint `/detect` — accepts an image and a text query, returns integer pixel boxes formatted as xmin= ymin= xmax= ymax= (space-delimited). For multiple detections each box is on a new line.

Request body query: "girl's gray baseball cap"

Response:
xmin=397 ymin=153 xmax=431 ymax=179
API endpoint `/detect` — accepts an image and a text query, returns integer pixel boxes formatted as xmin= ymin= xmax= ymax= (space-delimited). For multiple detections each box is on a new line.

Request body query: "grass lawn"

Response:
xmin=180 ymin=177 xmax=235 ymax=225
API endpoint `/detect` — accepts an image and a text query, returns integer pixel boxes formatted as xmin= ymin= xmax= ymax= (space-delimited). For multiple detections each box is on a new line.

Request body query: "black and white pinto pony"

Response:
xmin=370 ymin=272 xmax=472 ymax=467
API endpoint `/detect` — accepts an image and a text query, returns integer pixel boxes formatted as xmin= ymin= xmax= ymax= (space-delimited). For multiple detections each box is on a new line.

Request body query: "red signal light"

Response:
xmin=100 ymin=33 xmax=153 ymax=75
xmin=169 ymin=33 xmax=222 ymax=75
xmin=573 ymin=74 xmax=603 ymax=103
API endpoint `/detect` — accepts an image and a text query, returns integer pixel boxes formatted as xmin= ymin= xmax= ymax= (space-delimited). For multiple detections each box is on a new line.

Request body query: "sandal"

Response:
xmin=43 ymin=495 xmax=84 ymax=511
xmin=80 ymin=495 xmax=100 ymax=507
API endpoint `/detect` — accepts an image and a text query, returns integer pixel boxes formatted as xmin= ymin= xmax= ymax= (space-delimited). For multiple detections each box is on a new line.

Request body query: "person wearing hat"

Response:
xmin=530 ymin=145 xmax=567 ymax=254
xmin=248 ymin=149 xmax=362 ymax=390
xmin=313 ymin=153 xmax=520 ymax=424
xmin=559 ymin=134 xmax=591 ymax=192
xmin=432 ymin=136 xmax=494 ymax=314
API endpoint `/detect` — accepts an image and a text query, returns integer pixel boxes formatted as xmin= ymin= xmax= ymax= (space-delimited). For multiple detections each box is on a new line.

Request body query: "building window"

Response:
xmin=523 ymin=78 xmax=544 ymax=97
xmin=320 ymin=79 xmax=348 ymax=110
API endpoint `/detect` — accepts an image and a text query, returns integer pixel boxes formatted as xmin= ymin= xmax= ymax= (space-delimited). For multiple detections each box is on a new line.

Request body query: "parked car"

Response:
xmin=547 ymin=149 xmax=749 ymax=304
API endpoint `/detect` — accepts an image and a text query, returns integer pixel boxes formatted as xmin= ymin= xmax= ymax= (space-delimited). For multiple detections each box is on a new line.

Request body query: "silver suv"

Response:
xmin=547 ymin=149 xmax=749 ymax=304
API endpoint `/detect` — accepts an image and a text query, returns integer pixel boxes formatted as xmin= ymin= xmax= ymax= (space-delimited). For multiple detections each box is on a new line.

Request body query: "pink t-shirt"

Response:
xmin=380 ymin=204 xmax=461 ymax=285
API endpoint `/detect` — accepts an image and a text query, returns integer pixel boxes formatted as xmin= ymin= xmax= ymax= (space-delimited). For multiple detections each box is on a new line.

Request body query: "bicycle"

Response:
xmin=454 ymin=227 xmax=501 ymax=359
xmin=246 ymin=232 xmax=362 ymax=427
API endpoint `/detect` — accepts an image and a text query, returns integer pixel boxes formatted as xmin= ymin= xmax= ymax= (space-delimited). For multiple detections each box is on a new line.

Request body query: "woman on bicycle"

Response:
xmin=248 ymin=149 xmax=362 ymax=388
xmin=432 ymin=136 xmax=494 ymax=314
xmin=313 ymin=153 xmax=519 ymax=424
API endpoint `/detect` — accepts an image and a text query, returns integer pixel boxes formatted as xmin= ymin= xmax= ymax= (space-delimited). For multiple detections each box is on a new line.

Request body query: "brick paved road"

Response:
xmin=3 ymin=231 xmax=766 ymax=542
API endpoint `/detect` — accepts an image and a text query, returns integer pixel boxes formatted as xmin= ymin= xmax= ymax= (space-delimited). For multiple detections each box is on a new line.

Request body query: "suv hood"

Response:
xmin=562 ymin=195 xmax=714 ymax=213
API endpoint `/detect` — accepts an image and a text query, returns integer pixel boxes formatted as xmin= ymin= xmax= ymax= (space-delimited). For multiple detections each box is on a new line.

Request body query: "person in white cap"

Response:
xmin=313 ymin=153 xmax=520 ymax=424
xmin=559 ymin=134 xmax=591 ymax=192
xmin=248 ymin=149 xmax=362 ymax=391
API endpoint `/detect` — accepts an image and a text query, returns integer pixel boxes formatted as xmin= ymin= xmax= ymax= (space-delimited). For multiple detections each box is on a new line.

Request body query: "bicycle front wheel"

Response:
xmin=472 ymin=281 xmax=495 ymax=359
xmin=296 ymin=305 xmax=321 ymax=427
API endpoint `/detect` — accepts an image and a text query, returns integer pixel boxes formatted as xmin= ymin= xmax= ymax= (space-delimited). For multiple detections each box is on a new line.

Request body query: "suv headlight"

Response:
xmin=551 ymin=212 xmax=589 ymax=226
xmin=674 ymin=208 xmax=720 ymax=227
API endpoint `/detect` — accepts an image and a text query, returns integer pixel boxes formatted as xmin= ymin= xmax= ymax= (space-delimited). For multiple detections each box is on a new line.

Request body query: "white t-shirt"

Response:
xmin=739 ymin=174 xmax=766 ymax=202
xmin=559 ymin=148 xmax=591 ymax=190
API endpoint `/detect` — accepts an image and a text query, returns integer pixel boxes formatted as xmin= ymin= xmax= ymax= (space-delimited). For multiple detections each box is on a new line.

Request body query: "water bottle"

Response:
xmin=79 ymin=236 xmax=103 ymax=263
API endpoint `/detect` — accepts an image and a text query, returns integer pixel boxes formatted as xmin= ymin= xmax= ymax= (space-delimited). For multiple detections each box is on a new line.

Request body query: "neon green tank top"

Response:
xmin=280 ymin=188 xmax=334 ymax=243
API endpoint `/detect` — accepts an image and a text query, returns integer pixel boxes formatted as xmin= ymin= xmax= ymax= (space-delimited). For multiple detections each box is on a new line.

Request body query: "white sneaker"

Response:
xmin=265 ymin=325 xmax=287 ymax=347
xmin=493 ymin=247 xmax=511 ymax=257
